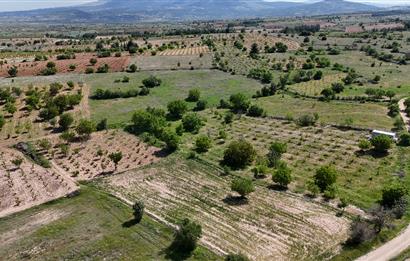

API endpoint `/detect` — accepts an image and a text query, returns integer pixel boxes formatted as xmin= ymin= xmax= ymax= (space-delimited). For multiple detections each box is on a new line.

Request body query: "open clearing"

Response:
xmin=0 ymin=148 xmax=77 ymax=218
xmin=0 ymin=185 xmax=220 ymax=260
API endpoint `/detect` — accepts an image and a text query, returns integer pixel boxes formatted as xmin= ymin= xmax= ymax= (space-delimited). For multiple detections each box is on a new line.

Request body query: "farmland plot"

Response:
xmin=99 ymin=155 xmax=349 ymax=260
xmin=158 ymin=46 xmax=210 ymax=56
xmin=0 ymin=148 xmax=77 ymax=218
xmin=39 ymin=130 xmax=161 ymax=180
xmin=130 ymin=53 xmax=213 ymax=70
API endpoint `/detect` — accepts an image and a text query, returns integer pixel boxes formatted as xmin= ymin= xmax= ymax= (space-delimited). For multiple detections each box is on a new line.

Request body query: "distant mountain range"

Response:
xmin=0 ymin=0 xmax=385 ymax=23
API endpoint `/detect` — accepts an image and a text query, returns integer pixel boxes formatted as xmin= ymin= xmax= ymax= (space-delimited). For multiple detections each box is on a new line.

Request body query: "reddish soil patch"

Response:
xmin=0 ymin=53 xmax=130 ymax=77
xmin=0 ymin=149 xmax=77 ymax=218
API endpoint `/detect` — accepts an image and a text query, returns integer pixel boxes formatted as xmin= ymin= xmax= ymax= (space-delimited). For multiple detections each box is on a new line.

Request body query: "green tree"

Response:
xmin=195 ymin=135 xmax=211 ymax=153
xmin=382 ymin=183 xmax=408 ymax=207
xmin=142 ymin=75 xmax=162 ymax=88
xmin=370 ymin=135 xmax=392 ymax=153
xmin=109 ymin=151 xmax=123 ymax=171
xmin=172 ymin=218 xmax=202 ymax=253
xmin=8 ymin=66 xmax=18 ymax=77
xmin=167 ymin=100 xmax=188 ymax=119
xmin=133 ymin=201 xmax=144 ymax=223
xmin=96 ymin=118 xmax=108 ymax=131
xmin=272 ymin=164 xmax=292 ymax=188
xmin=58 ymin=113 xmax=74 ymax=131
xmin=223 ymin=140 xmax=256 ymax=169
xmin=231 ymin=177 xmax=255 ymax=198
xmin=229 ymin=93 xmax=250 ymax=113
xmin=76 ymin=119 xmax=96 ymax=139
xmin=267 ymin=141 xmax=287 ymax=167
xmin=399 ymin=132 xmax=410 ymax=146
xmin=182 ymin=113 xmax=203 ymax=133
xmin=186 ymin=89 xmax=201 ymax=102
xmin=161 ymin=128 xmax=180 ymax=151
xmin=314 ymin=165 xmax=337 ymax=192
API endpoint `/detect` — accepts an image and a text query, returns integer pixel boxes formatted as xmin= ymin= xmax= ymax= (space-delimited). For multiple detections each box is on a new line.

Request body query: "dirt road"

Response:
xmin=399 ymin=98 xmax=410 ymax=131
xmin=356 ymin=225 xmax=410 ymax=261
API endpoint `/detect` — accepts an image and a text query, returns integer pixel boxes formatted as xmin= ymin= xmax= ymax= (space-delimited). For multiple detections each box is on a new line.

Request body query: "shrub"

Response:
xmin=142 ymin=75 xmax=162 ymax=88
xmin=398 ymin=132 xmax=410 ymax=146
xmin=314 ymin=165 xmax=337 ymax=192
xmin=272 ymin=164 xmax=292 ymax=188
xmin=96 ymin=118 xmax=108 ymax=131
xmin=85 ymin=68 xmax=94 ymax=74
xmin=346 ymin=218 xmax=375 ymax=246
xmin=224 ymin=112 xmax=234 ymax=124
xmin=8 ymin=66 xmax=18 ymax=77
xmin=370 ymin=135 xmax=392 ymax=153
xmin=108 ymin=151 xmax=123 ymax=170
xmin=182 ymin=113 xmax=203 ymax=133
xmin=231 ymin=177 xmax=255 ymax=198
xmin=267 ymin=141 xmax=287 ymax=167
xmin=229 ymin=93 xmax=250 ymax=113
xmin=296 ymin=114 xmax=317 ymax=127
xmin=167 ymin=100 xmax=188 ymax=119
xmin=96 ymin=64 xmax=109 ymax=73
xmin=76 ymin=119 xmax=96 ymax=139
xmin=186 ymin=89 xmax=201 ymax=102
xmin=358 ymin=139 xmax=371 ymax=151
xmin=132 ymin=201 xmax=144 ymax=223
xmin=172 ymin=218 xmax=202 ymax=253
xmin=0 ymin=114 xmax=5 ymax=130
xmin=195 ymin=100 xmax=207 ymax=111
xmin=195 ymin=135 xmax=211 ymax=153
xmin=223 ymin=140 xmax=256 ymax=169
xmin=162 ymin=128 xmax=180 ymax=151
xmin=331 ymin=82 xmax=345 ymax=93
xmin=382 ymin=183 xmax=408 ymax=208
xmin=225 ymin=253 xmax=250 ymax=261
xmin=58 ymin=113 xmax=74 ymax=131
xmin=247 ymin=104 xmax=265 ymax=117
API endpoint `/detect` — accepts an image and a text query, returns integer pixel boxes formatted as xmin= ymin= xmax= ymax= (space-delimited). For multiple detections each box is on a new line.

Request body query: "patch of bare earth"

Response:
xmin=100 ymin=158 xmax=349 ymax=260
xmin=42 ymin=130 xmax=162 ymax=180
xmin=0 ymin=149 xmax=77 ymax=218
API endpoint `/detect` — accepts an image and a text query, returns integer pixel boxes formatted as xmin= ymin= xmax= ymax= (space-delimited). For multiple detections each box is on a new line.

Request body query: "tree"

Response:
xmin=231 ymin=177 xmax=255 ymax=198
xmin=142 ymin=75 xmax=162 ymax=88
xmin=195 ymin=135 xmax=211 ymax=153
xmin=167 ymin=100 xmax=188 ymax=119
xmin=267 ymin=141 xmax=287 ymax=167
xmin=195 ymin=100 xmax=207 ymax=111
xmin=249 ymin=43 xmax=259 ymax=59
xmin=131 ymin=108 xmax=166 ymax=137
xmin=331 ymin=82 xmax=345 ymax=94
xmin=58 ymin=113 xmax=74 ymax=131
xmin=247 ymin=105 xmax=265 ymax=117
xmin=96 ymin=118 xmax=108 ymax=131
xmin=109 ymin=151 xmax=123 ymax=171
xmin=370 ymin=135 xmax=392 ymax=153
xmin=162 ymin=128 xmax=180 ymax=151
xmin=132 ymin=201 xmax=144 ymax=223
xmin=321 ymin=88 xmax=335 ymax=100
xmin=173 ymin=218 xmax=202 ymax=253
xmin=187 ymin=89 xmax=201 ymax=102
xmin=8 ymin=66 xmax=18 ymax=77
xmin=76 ymin=119 xmax=96 ymax=139
xmin=178 ymin=111 xmax=202 ymax=131
xmin=229 ymin=93 xmax=250 ymax=113
xmin=314 ymin=165 xmax=337 ymax=192
xmin=272 ymin=164 xmax=292 ymax=188
xmin=346 ymin=217 xmax=375 ymax=246
xmin=382 ymin=183 xmax=408 ymax=208
xmin=399 ymin=132 xmax=410 ymax=146
xmin=223 ymin=140 xmax=256 ymax=169
xmin=89 ymin=58 xmax=97 ymax=65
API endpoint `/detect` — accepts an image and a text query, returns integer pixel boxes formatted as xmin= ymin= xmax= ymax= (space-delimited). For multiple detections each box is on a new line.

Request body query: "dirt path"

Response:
xmin=77 ymin=84 xmax=90 ymax=119
xmin=356 ymin=225 xmax=410 ymax=261
xmin=399 ymin=98 xmax=410 ymax=131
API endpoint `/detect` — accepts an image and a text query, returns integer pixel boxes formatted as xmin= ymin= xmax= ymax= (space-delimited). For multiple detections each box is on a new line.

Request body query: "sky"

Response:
xmin=0 ymin=0 xmax=409 ymax=12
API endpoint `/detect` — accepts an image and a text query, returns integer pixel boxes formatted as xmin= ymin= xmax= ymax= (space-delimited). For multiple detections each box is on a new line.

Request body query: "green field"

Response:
xmin=0 ymin=185 xmax=220 ymax=261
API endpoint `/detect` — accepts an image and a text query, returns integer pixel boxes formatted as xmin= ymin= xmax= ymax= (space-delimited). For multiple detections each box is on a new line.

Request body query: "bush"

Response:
xmin=272 ymin=164 xmax=292 ymax=188
xmin=195 ymin=135 xmax=211 ymax=153
xmin=382 ymin=183 xmax=408 ymax=208
xmin=358 ymin=139 xmax=371 ymax=151
xmin=229 ymin=93 xmax=250 ymax=113
xmin=172 ymin=218 xmax=202 ymax=253
xmin=346 ymin=217 xmax=375 ymax=246
xmin=96 ymin=118 xmax=108 ymax=131
xmin=142 ymin=75 xmax=162 ymax=88
xmin=8 ymin=66 xmax=18 ymax=77
xmin=76 ymin=119 xmax=96 ymax=139
xmin=314 ymin=165 xmax=337 ymax=192
xmin=96 ymin=64 xmax=109 ymax=73
xmin=85 ymin=68 xmax=94 ymax=74
xmin=370 ymin=135 xmax=392 ymax=153
xmin=186 ymin=89 xmax=201 ymax=102
xmin=195 ymin=100 xmax=207 ymax=111
xmin=223 ymin=140 xmax=256 ymax=169
xmin=247 ymin=104 xmax=265 ymax=117
xmin=167 ymin=100 xmax=188 ymax=119
xmin=182 ymin=113 xmax=203 ymax=133
xmin=130 ymin=108 xmax=166 ymax=137
xmin=132 ymin=201 xmax=144 ymax=223
xmin=296 ymin=114 xmax=317 ymax=127
xmin=225 ymin=253 xmax=250 ymax=261
xmin=162 ymin=128 xmax=180 ymax=151
xmin=224 ymin=112 xmax=234 ymax=124
xmin=267 ymin=141 xmax=287 ymax=167
xmin=399 ymin=132 xmax=410 ymax=146
xmin=231 ymin=177 xmax=255 ymax=198
xmin=58 ymin=113 xmax=74 ymax=131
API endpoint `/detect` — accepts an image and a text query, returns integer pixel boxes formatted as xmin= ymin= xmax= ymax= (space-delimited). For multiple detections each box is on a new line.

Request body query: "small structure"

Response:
xmin=371 ymin=130 xmax=398 ymax=141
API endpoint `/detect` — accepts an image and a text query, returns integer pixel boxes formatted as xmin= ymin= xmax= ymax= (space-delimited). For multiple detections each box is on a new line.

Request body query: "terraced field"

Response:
xmin=99 ymin=155 xmax=349 ymax=260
